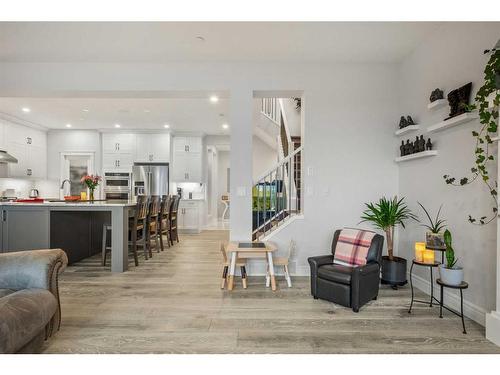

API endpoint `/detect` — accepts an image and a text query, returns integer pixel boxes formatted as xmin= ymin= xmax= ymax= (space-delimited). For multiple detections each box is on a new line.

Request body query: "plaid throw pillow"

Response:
xmin=333 ymin=228 xmax=376 ymax=266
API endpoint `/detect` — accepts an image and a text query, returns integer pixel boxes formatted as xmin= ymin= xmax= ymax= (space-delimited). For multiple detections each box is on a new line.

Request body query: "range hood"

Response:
xmin=0 ymin=150 xmax=18 ymax=163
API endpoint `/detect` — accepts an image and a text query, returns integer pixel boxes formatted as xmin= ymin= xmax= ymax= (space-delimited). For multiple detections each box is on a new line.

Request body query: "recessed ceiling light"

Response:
xmin=144 ymin=109 xmax=150 ymax=113
xmin=114 ymin=124 xmax=121 ymax=128
xmin=22 ymin=107 xmax=31 ymax=113
xmin=196 ymin=36 xmax=206 ymax=42
xmin=222 ymin=123 xmax=229 ymax=129
xmin=65 ymin=124 xmax=72 ymax=128
xmin=82 ymin=108 xmax=89 ymax=112
xmin=164 ymin=124 xmax=170 ymax=129
xmin=209 ymin=95 xmax=219 ymax=103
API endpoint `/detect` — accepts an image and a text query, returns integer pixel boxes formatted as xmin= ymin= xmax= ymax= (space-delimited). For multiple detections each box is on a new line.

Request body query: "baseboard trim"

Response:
xmin=409 ymin=272 xmax=486 ymax=326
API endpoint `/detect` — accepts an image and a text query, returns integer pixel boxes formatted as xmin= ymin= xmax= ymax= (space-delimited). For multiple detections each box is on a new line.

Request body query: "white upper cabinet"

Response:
xmin=102 ymin=133 xmax=135 ymax=153
xmin=135 ymin=133 xmax=170 ymax=163
xmin=173 ymin=137 xmax=201 ymax=153
xmin=172 ymin=136 xmax=203 ymax=182
xmin=3 ymin=122 xmax=47 ymax=179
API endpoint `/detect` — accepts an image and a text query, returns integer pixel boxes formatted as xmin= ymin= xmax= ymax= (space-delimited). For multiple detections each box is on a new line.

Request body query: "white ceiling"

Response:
xmin=0 ymin=97 xmax=231 ymax=134
xmin=0 ymin=22 xmax=443 ymax=63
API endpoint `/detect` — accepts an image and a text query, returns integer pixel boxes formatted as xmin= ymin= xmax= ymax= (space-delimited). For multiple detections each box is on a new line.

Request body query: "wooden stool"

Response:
xmin=158 ymin=195 xmax=172 ymax=251
xmin=169 ymin=195 xmax=180 ymax=245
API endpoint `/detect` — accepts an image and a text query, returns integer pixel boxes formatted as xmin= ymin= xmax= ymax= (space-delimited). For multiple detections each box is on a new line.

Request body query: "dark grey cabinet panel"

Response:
xmin=1 ymin=207 xmax=50 ymax=252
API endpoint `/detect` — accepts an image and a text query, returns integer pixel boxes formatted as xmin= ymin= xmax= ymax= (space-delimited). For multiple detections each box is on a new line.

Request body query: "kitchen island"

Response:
xmin=0 ymin=201 xmax=135 ymax=272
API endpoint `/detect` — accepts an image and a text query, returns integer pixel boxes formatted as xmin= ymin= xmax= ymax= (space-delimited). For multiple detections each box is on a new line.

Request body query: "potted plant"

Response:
xmin=360 ymin=196 xmax=418 ymax=288
xmin=439 ymin=229 xmax=464 ymax=286
xmin=418 ymin=202 xmax=446 ymax=249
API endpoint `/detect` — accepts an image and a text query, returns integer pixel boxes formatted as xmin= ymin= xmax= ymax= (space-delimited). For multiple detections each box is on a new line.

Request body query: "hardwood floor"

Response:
xmin=42 ymin=230 xmax=500 ymax=354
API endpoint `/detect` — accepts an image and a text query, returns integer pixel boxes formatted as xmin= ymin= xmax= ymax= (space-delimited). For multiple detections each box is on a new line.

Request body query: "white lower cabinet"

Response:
xmin=177 ymin=200 xmax=204 ymax=234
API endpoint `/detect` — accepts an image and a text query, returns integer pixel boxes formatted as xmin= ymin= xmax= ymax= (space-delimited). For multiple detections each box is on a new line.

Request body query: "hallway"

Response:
xmin=42 ymin=230 xmax=500 ymax=354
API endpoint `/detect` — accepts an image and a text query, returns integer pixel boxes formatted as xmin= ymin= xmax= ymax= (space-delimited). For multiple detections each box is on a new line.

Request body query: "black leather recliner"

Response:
xmin=308 ymin=229 xmax=384 ymax=312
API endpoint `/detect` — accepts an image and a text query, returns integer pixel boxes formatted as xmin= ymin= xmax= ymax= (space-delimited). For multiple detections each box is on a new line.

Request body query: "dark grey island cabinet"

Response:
xmin=0 ymin=201 xmax=133 ymax=272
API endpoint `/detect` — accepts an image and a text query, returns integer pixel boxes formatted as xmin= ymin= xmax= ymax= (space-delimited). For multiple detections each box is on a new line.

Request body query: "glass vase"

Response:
xmin=89 ymin=188 xmax=95 ymax=201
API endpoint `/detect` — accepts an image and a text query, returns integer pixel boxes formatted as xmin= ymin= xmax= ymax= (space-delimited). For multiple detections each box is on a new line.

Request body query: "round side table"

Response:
xmin=437 ymin=278 xmax=468 ymax=334
xmin=408 ymin=259 xmax=441 ymax=314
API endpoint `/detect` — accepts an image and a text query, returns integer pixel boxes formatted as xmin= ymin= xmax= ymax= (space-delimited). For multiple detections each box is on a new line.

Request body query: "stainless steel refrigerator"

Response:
xmin=132 ymin=162 xmax=169 ymax=196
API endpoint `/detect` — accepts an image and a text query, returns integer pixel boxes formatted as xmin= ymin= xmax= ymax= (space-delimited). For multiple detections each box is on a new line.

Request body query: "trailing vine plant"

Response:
xmin=443 ymin=46 xmax=500 ymax=225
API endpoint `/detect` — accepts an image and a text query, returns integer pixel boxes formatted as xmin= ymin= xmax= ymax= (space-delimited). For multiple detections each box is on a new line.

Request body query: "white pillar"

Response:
xmin=229 ymin=88 xmax=253 ymax=241
xmin=486 ymin=111 xmax=500 ymax=346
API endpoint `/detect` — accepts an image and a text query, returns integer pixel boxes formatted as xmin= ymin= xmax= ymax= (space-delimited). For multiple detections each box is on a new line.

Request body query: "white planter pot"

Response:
xmin=439 ymin=265 xmax=464 ymax=286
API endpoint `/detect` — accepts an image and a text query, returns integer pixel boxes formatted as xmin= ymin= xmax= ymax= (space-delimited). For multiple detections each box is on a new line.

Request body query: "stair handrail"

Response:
xmin=261 ymin=98 xmax=281 ymax=125
xmin=254 ymin=145 xmax=303 ymax=185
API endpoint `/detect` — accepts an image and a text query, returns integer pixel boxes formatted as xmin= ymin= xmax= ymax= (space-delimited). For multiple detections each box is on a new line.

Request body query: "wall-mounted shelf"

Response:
xmin=395 ymin=150 xmax=438 ymax=163
xmin=395 ymin=125 xmax=420 ymax=136
xmin=427 ymin=112 xmax=478 ymax=134
xmin=427 ymin=99 xmax=447 ymax=110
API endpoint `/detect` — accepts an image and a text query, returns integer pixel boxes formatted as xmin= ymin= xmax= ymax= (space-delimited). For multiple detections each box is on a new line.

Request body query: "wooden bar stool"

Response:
xmin=102 ymin=195 xmax=149 ymax=267
xmin=220 ymin=242 xmax=248 ymax=289
xmin=169 ymin=195 xmax=180 ymax=246
xmin=147 ymin=195 xmax=161 ymax=254
xmin=158 ymin=195 xmax=172 ymax=251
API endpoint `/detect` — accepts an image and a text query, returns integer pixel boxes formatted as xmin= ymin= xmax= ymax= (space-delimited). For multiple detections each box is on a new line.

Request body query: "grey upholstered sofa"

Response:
xmin=0 ymin=249 xmax=68 ymax=354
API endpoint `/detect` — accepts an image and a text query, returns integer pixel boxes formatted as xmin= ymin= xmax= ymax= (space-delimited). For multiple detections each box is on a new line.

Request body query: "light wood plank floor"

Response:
xmin=42 ymin=230 xmax=500 ymax=354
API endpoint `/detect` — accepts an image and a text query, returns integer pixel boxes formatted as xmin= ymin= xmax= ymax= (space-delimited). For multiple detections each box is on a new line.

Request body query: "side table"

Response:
xmin=437 ymin=278 xmax=468 ymax=334
xmin=408 ymin=259 xmax=441 ymax=313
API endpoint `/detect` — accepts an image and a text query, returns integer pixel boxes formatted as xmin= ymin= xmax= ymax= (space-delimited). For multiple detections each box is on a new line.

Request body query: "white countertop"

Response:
xmin=0 ymin=200 xmax=135 ymax=207
xmin=180 ymin=198 xmax=205 ymax=201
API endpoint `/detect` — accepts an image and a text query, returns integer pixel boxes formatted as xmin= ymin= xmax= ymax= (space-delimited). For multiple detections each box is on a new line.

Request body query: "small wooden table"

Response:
xmin=226 ymin=242 xmax=277 ymax=291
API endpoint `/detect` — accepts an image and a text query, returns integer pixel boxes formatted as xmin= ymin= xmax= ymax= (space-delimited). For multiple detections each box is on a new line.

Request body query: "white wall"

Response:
xmin=397 ymin=23 xmax=500 ymax=321
xmin=282 ymin=98 xmax=302 ymax=137
xmin=217 ymin=150 xmax=230 ymax=218
xmin=0 ymin=60 xmax=400 ymax=272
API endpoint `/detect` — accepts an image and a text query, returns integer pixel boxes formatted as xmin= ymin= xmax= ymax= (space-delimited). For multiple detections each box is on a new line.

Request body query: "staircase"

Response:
xmin=252 ymin=98 xmax=302 ymax=241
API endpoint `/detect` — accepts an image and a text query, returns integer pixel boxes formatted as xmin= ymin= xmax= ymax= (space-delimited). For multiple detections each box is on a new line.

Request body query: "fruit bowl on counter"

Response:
xmin=64 ymin=195 xmax=81 ymax=201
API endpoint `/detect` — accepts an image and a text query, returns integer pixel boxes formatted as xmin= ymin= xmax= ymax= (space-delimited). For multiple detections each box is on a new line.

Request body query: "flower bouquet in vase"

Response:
xmin=81 ymin=174 xmax=102 ymax=201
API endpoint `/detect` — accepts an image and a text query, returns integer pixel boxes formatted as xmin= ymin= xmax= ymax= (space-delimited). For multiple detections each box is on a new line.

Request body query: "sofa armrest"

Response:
xmin=0 ymin=249 xmax=68 ymax=336
xmin=307 ymin=255 xmax=334 ymax=297
xmin=0 ymin=249 xmax=68 ymax=292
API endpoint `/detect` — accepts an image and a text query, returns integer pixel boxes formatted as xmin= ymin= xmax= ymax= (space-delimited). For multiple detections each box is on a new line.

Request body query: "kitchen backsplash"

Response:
xmin=173 ymin=182 xmax=206 ymax=200
xmin=0 ymin=178 xmax=59 ymax=199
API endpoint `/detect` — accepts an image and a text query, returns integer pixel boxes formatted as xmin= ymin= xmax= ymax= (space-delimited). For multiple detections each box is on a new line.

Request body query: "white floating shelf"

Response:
xmin=427 ymin=99 xmax=447 ymax=110
xmin=427 ymin=112 xmax=478 ymax=134
xmin=395 ymin=150 xmax=438 ymax=163
xmin=395 ymin=125 xmax=420 ymax=136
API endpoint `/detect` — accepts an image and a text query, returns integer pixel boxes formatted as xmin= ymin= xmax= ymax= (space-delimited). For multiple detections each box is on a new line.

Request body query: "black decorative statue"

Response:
xmin=407 ymin=116 xmax=415 ymax=126
xmin=426 ymin=138 xmax=433 ymax=151
xmin=400 ymin=141 xmax=405 ymax=157
xmin=405 ymin=139 xmax=411 ymax=155
xmin=430 ymin=88 xmax=444 ymax=102
xmin=446 ymin=82 xmax=472 ymax=119
xmin=419 ymin=135 xmax=426 ymax=152
xmin=399 ymin=116 xmax=408 ymax=129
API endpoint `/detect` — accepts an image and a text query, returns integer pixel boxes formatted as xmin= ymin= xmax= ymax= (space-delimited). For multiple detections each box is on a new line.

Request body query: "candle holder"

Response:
xmin=415 ymin=242 xmax=426 ymax=262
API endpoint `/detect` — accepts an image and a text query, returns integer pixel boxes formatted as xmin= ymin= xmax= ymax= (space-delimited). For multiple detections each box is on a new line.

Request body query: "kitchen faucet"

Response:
xmin=60 ymin=179 xmax=71 ymax=190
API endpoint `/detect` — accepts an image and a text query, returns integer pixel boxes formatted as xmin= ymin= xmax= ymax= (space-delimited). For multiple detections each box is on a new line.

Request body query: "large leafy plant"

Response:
xmin=443 ymin=46 xmax=500 ymax=225
xmin=417 ymin=202 xmax=446 ymax=233
xmin=360 ymin=196 xmax=418 ymax=260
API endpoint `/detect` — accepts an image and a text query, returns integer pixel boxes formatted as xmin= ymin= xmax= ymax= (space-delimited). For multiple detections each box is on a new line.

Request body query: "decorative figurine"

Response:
xmin=400 ymin=141 xmax=405 ymax=157
xmin=426 ymin=138 xmax=433 ymax=151
xmin=399 ymin=116 xmax=408 ymax=129
xmin=446 ymin=82 xmax=472 ymax=119
xmin=407 ymin=116 xmax=415 ymax=126
xmin=430 ymin=88 xmax=444 ymax=103
xmin=415 ymin=136 xmax=420 ymax=152
xmin=405 ymin=139 xmax=411 ymax=155
xmin=419 ymin=135 xmax=426 ymax=152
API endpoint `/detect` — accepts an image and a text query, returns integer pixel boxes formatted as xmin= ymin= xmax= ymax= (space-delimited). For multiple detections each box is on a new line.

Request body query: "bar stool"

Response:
xmin=158 ymin=195 xmax=172 ymax=251
xmin=169 ymin=195 xmax=180 ymax=246
xmin=101 ymin=195 xmax=149 ymax=267
xmin=147 ymin=195 xmax=161 ymax=254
